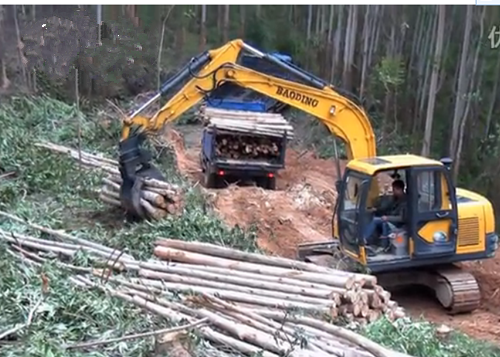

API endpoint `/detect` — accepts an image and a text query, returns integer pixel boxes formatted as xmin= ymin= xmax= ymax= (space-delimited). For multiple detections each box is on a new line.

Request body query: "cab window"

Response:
xmin=342 ymin=175 xmax=363 ymax=211
xmin=417 ymin=171 xmax=440 ymax=212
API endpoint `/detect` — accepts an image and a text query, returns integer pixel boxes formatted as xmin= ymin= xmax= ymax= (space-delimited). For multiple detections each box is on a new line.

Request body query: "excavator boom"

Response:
xmin=119 ymin=39 xmax=376 ymax=219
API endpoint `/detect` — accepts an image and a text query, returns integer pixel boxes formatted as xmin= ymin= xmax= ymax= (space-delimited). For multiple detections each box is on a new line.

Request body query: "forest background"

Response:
xmin=1 ymin=4 xmax=500 ymax=222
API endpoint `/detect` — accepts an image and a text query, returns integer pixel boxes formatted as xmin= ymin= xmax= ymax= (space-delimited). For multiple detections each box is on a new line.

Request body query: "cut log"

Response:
xmin=153 ymin=246 xmax=363 ymax=289
xmin=138 ymin=268 xmax=340 ymax=306
xmin=149 ymin=262 xmax=341 ymax=291
xmin=139 ymin=262 xmax=343 ymax=301
xmin=127 ymin=277 xmax=332 ymax=312
xmin=154 ymin=238 xmax=377 ymax=284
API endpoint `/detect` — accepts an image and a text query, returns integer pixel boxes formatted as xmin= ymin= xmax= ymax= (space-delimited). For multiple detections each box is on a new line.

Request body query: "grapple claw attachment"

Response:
xmin=118 ymin=133 xmax=165 ymax=221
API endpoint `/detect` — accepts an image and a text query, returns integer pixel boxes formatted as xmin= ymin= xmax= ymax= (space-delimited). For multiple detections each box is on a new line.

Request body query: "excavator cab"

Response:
xmin=335 ymin=156 xmax=460 ymax=269
xmin=300 ymin=155 xmax=498 ymax=313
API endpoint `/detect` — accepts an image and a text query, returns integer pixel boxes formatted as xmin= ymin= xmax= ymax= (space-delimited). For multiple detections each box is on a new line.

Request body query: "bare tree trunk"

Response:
xmin=315 ymin=5 xmax=321 ymax=35
xmin=223 ymin=5 xmax=230 ymax=43
xmin=327 ymin=5 xmax=334 ymax=43
xmin=217 ymin=5 xmax=223 ymax=38
xmin=342 ymin=5 xmax=357 ymax=90
xmin=239 ymin=5 xmax=245 ymax=38
xmin=421 ymin=5 xmax=445 ymax=157
xmin=13 ymin=5 xmax=27 ymax=87
xmin=330 ymin=5 xmax=344 ymax=82
xmin=449 ymin=6 xmax=473 ymax=157
xmin=158 ymin=6 xmax=174 ymax=90
xmin=359 ymin=5 xmax=371 ymax=97
xmin=320 ymin=5 xmax=327 ymax=35
xmin=199 ymin=5 xmax=207 ymax=51
xmin=306 ymin=5 xmax=313 ymax=69
xmin=307 ymin=5 xmax=313 ymax=40
xmin=126 ymin=5 xmax=139 ymax=27
xmin=454 ymin=7 xmax=485 ymax=179
xmin=367 ymin=5 xmax=380 ymax=70
xmin=418 ymin=7 xmax=438 ymax=125
xmin=0 ymin=5 xmax=9 ymax=89
xmin=0 ymin=60 xmax=9 ymax=90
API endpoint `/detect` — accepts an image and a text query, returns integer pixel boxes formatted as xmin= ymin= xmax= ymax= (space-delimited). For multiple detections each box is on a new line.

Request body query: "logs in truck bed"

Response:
xmin=199 ymin=106 xmax=293 ymax=162
xmin=211 ymin=132 xmax=281 ymax=161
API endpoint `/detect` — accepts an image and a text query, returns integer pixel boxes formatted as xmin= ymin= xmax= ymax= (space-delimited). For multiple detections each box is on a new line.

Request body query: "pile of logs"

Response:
xmin=198 ymin=106 xmax=293 ymax=161
xmin=151 ymin=239 xmax=405 ymax=324
xmin=100 ymin=175 xmax=182 ymax=220
xmin=0 ymin=212 xmax=412 ymax=357
xmin=35 ymin=141 xmax=183 ymax=220
xmin=214 ymin=133 xmax=282 ymax=161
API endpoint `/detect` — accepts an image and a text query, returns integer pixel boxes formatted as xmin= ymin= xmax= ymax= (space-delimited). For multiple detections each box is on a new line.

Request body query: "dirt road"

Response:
xmin=166 ymin=125 xmax=500 ymax=343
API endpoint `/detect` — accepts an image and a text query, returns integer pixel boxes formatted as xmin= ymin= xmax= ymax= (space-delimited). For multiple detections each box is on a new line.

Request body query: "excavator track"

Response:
xmin=433 ymin=267 xmax=481 ymax=314
xmin=297 ymin=241 xmax=482 ymax=314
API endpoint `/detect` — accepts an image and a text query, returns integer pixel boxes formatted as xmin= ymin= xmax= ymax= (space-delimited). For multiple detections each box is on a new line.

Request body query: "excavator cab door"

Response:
xmin=337 ymin=170 xmax=369 ymax=263
xmin=407 ymin=166 xmax=458 ymax=259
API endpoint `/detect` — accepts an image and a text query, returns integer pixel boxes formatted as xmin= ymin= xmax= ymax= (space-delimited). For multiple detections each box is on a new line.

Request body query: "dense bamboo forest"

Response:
xmin=1 ymin=4 xmax=500 ymax=216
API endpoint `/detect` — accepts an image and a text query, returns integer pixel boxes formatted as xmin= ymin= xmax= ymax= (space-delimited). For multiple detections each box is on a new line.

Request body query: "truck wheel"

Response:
xmin=204 ymin=172 xmax=217 ymax=188
xmin=266 ymin=177 xmax=276 ymax=190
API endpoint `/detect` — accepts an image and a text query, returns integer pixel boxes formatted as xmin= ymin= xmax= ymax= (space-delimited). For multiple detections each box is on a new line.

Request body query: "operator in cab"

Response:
xmin=363 ymin=179 xmax=407 ymax=251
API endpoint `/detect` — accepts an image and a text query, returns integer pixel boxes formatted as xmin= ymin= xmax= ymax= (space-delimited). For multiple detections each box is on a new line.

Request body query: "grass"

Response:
xmin=0 ymin=95 xmax=255 ymax=356
xmin=363 ymin=317 xmax=500 ymax=357
xmin=0 ymin=95 xmax=499 ymax=357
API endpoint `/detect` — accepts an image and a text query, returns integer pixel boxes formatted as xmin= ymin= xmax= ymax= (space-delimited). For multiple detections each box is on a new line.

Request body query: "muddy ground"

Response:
xmin=166 ymin=124 xmax=500 ymax=343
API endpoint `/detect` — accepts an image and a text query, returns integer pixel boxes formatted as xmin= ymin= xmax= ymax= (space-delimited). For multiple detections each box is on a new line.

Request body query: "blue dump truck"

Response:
xmin=199 ymin=51 xmax=294 ymax=190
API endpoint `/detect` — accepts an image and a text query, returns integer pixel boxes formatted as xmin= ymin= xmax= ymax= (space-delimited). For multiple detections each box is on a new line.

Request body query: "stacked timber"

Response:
xmin=99 ymin=175 xmax=182 ymax=220
xmin=0 ymin=212 xmax=413 ymax=357
xmin=151 ymin=239 xmax=405 ymax=324
xmin=35 ymin=142 xmax=183 ymax=220
xmin=214 ymin=133 xmax=281 ymax=161
xmin=198 ymin=106 xmax=293 ymax=161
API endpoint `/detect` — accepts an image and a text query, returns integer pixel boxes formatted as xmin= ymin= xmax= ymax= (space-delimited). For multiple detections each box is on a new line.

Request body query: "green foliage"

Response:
xmin=0 ymin=251 xmax=160 ymax=357
xmin=0 ymin=95 xmax=257 ymax=355
xmin=372 ymin=57 xmax=406 ymax=92
xmin=363 ymin=317 xmax=500 ymax=357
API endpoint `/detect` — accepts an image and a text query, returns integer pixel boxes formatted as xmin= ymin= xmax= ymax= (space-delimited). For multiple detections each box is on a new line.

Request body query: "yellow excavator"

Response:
xmin=118 ymin=39 xmax=498 ymax=314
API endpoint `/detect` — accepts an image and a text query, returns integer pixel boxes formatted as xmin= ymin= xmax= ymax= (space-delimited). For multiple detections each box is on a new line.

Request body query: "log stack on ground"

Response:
xmin=1 ymin=213 xmax=414 ymax=357
xmin=152 ymin=239 xmax=405 ymax=324
xmin=198 ymin=107 xmax=293 ymax=161
xmin=35 ymin=141 xmax=183 ymax=220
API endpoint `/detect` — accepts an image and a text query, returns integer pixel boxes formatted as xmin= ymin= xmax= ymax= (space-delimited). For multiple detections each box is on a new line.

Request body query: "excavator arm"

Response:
xmin=119 ymin=39 xmax=376 ymax=219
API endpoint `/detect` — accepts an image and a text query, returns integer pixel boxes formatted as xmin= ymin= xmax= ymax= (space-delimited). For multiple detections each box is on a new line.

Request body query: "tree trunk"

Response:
xmin=418 ymin=7 xmax=438 ymax=128
xmin=342 ymin=5 xmax=357 ymax=90
xmin=307 ymin=5 xmax=313 ymax=40
xmin=13 ymin=5 xmax=27 ymax=87
xmin=359 ymin=5 xmax=371 ymax=97
xmin=126 ymin=5 xmax=139 ymax=27
xmin=223 ymin=5 xmax=230 ymax=43
xmin=330 ymin=5 xmax=344 ymax=82
xmin=327 ymin=5 xmax=334 ymax=43
xmin=315 ymin=5 xmax=321 ymax=36
xmin=421 ymin=5 xmax=445 ymax=157
xmin=449 ymin=5 xmax=473 ymax=157
xmin=454 ymin=7 xmax=485 ymax=180
xmin=239 ymin=5 xmax=245 ymax=38
xmin=199 ymin=5 xmax=207 ymax=51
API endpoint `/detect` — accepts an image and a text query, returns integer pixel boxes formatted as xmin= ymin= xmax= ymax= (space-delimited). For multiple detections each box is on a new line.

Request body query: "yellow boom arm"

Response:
xmin=121 ymin=39 xmax=376 ymax=161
